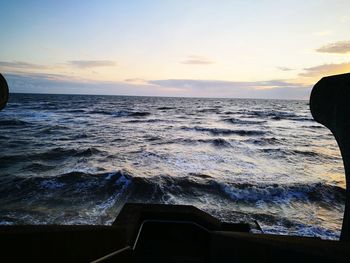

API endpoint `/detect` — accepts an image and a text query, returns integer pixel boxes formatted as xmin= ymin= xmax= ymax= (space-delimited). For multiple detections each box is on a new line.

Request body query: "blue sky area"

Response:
xmin=1 ymin=0 xmax=350 ymax=98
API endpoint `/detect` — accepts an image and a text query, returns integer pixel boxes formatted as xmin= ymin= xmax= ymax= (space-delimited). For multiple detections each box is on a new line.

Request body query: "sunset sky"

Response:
xmin=1 ymin=0 xmax=350 ymax=99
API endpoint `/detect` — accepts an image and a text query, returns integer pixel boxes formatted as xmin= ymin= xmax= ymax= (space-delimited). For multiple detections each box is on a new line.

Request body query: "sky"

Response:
xmin=0 ymin=0 xmax=350 ymax=99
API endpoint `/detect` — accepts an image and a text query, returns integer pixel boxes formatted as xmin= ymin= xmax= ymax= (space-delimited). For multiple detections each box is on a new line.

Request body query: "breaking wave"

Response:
xmin=0 ymin=171 xmax=344 ymax=217
xmin=222 ymin=117 xmax=266 ymax=125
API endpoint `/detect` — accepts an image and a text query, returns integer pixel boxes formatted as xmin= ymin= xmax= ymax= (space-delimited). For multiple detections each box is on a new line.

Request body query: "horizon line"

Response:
xmin=9 ymin=91 xmax=309 ymax=101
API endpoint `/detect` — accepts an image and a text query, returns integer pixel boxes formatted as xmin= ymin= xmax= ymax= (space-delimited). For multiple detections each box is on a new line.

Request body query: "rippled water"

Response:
xmin=0 ymin=93 xmax=345 ymax=239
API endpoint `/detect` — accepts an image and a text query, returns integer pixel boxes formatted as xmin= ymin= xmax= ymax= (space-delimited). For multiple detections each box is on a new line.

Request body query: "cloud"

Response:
xmin=0 ymin=61 xmax=51 ymax=70
xmin=300 ymin=62 xmax=350 ymax=77
xmin=277 ymin=67 xmax=294 ymax=71
xmin=5 ymin=72 xmax=207 ymax=98
xmin=3 ymin=72 xmax=311 ymax=100
xmin=149 ymin=79 xmax=304 ymax=89
xmin=180 ymin=55 xmax=214 ymax=65
xmin=3 ymin=73 xmax=160 ymax=96
xmin=0 ymin=60 xmax=117 ymax=72
xmin=148 ymin=79 xmax=310 ymax=99
xmin=124 ymin=78 xmax=147 ymax=83
xmin=316 ymin=40 xmax=350 ymax=54
xmin=67 ymin=60 xmax=116 ymax=68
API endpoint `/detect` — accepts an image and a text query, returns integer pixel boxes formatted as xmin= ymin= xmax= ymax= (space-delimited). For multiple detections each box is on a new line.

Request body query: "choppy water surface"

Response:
xmin=0 ymin=93 xmax=345 ymax=239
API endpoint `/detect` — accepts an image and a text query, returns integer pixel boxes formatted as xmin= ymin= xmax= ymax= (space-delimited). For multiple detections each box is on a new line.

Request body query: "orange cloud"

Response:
xmin=316 ymin=40 xmax=350 ymax=54
xmin=300 ymin=62 xmax=350 ymax=78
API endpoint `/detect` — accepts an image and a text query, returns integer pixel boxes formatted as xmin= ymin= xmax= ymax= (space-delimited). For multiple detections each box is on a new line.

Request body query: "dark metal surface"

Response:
xmin=0 ymin=73 xmax=9 ymax=111
xmin=1 ymin=203 xmax=349 ymax=262
xmin=310 ymin=72 xmax=350 ymax=241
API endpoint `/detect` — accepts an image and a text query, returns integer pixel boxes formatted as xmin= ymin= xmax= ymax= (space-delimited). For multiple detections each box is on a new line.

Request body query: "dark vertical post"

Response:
xmin=310 ymin=73 xmax=350 ymax=241
xmin=0 ymin=73 xmax=9 ymax=111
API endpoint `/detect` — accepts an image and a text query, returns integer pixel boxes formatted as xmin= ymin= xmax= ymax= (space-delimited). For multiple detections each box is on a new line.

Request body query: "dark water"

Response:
xmin=0 ymin=93 xmax=345 ymax=239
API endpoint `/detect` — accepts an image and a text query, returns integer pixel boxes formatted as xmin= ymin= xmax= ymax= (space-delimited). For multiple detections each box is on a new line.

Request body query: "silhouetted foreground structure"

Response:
xmin=0 ymin=74 xmax=8 ymax=111
xmin=311 ymin=73 xmax=350 ymax=241
xmin=0 ymin=73 xmax=350 ymax=262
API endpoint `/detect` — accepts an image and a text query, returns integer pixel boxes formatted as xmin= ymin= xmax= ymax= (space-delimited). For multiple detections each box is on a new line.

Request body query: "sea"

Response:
xmin=0 ymin=93 xmax=345 ymax=240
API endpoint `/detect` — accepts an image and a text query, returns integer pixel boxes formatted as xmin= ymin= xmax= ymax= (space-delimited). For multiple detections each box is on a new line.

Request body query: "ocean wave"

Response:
xmin=261 ymin=147 xmax=335 ymax=159
xmin=244 ymin=137 xmax=284 ymax=145
xmin=3 ymin=172 xmax=344 ymax=207
xmin=147 ymin=137 xmax=232 ymax=148
xmin=88 ymin=110 xmax=151 ymax=117
xmin=157 ymin=107 xmax=175 ymax=110
xmin=124 ymin=119 xmax=163 ymax=123
xmin=0 ymin=118 xmax=31 ymax=126
xmin=88 ymin=110 xmax=112 ymax=115
xmin=127 ymin=174 xmax=346 ymax=206
xmin=37 ymin=147 xmax=105 ymax=159
xmin=0 ymin=171 xmax=132 ymax=225
xmin=197 ymin=108 xmax=220 ymax=113
xmin=23 ymin=162 xmax=56 ymax=172
xmin=0 ymin=171 xmax=132 ymax=203
xmin=240 ymin=110 xmax=313 ymax=122
xmin=202 ymin=138 xmax=231 ymax=147
xmin=0 ymin=170 xmax=345 ymax=230
xmin=129 ymin=112 xmax=151 ymax=117
xmin=35 ymin=125 xmax=70 ymax=134
xmin=179 ymin=138 xmax=232 ymax=147
xmin=0 ymin=147 xmax=106 ymax=167
xmin=188 ymin=172 xmax=213 ymax=179
xmin=219 ymin=182 xmax=345 ymax=204
xmin=182 ymin=126 xmax=266 ymax=136
xmin=222 ymin=118 xmax=266 ymax=125
xmin=301 ymin=125 xmax=325 ymax=129
xmin=64 ymin=109 xmax=87 ymax=113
